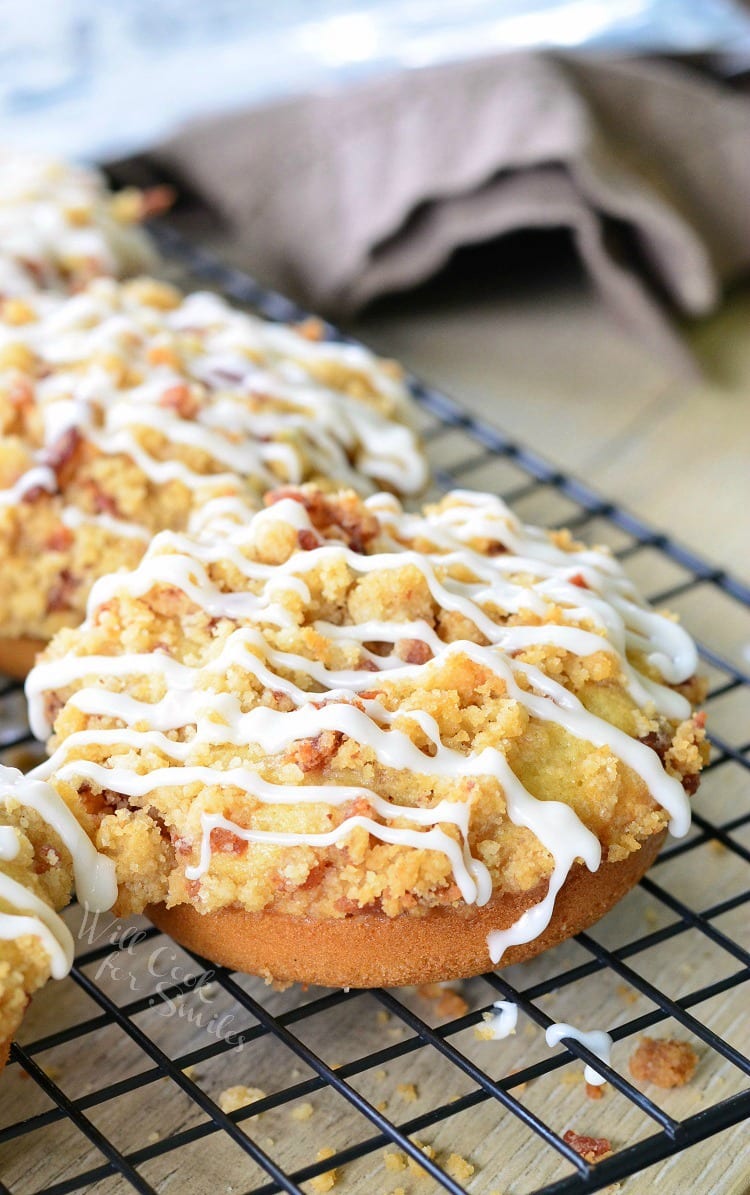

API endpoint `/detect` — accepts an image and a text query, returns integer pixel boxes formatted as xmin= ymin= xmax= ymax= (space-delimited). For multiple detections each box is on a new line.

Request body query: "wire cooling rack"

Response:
xmin=0 ymin=227 xmax=748 ymax=1195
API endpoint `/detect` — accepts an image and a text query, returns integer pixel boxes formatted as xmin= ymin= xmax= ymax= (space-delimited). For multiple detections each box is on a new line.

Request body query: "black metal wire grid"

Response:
xmin=0 ymin=226 xmax=748 ymax=1195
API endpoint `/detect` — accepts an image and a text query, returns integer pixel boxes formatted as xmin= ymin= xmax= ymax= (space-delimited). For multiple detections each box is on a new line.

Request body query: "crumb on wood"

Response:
xmin=375 ymin=1068 xmax=387 ymax=1081
xmin=416 ymin=982 xmax=468 ymax=1019
xmin=376 ymin=1010 xmax=391 ymax=1026
xmin=560 ymin=1071 xmax=583 ymax=1087
xmin=308 ymin=1147 xmax=338 ymax=1193
xmin=446 ymin=1153 xmax=475 ymax=1181
xmin=218 ymin=1085 xmax=267 ymax=1118
xmin=147 ymin=1131 xmax=159 ymax=1144
xmin=474 ymin=1012 xmax=502 ymax=1041
xmin=291 ymin=1102 xmax=314 ymax=1121
xmin=384 ymin=1151 xmax=407 ymax=1172
xmin=407 ymin=1139 xmax=436 ymax=1176
xmin=508 ymin=1068 xmax=528 ymax=1094
xmin=397 ymin=1082 xmax=418 ymax=1102
xmin=617 ymin=984 xmax=638 ymax=1006
xmin=585 ymin=1082 xmax=605 ymax=1100
xmin=629 ymin=1037 xmax=698 ymax=1088
xmin=375 ymin=1099 xmax=388 ymax=1112
xmin=562 ymin=1129 xmax=613 ymax=1163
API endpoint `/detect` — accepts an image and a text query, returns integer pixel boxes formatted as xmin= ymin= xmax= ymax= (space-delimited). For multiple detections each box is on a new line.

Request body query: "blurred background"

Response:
xmin=1 ymin=1 xmax=749 ymax=159
xmin=1 ymin=0 xmax=748 ymax=575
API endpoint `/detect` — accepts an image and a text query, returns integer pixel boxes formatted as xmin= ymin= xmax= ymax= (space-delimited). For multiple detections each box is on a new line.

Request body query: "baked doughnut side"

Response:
xmin=28 ymin=486 xmax=706 ymax=982
xmin=148 ymin=830 xmax=666 ymax=988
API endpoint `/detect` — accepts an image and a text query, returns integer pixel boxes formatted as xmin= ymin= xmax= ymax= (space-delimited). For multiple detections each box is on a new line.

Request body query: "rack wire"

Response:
xmin=0 ymin=226 xmax=748 ymax=1195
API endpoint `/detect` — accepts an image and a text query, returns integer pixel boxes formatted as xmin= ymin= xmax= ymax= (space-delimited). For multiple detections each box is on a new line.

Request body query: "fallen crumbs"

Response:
xmin=563 ymin=1130 xmax=613 ymax=1163
xmin=218 ymin=1086 xmax=267 ymax=1118
xmin=629 ymin=1037 xmax=698 ymax=1088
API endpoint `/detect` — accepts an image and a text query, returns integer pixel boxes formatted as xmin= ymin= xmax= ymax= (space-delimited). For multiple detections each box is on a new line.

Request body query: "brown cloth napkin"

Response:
xmin=151 ymin=52 xmax=750 ymax=371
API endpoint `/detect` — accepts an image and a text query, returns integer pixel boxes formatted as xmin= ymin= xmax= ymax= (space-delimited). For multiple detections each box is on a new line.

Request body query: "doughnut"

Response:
xmin=26 ymin=486 xmax=706 ymax=987
xmin=0 ymin=280 xmax=426 ymax=667
xmin=0 ymin=765 xmax=117 ymax=1071
xmin=0 ymin=148 xmax=161 ymax=295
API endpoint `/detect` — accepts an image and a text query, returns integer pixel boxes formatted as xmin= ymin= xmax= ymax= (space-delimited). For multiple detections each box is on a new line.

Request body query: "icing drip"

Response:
xmin=545 ymin=1022 xmax=613 ymax=1085
xmin=483 ymin=1000 xmax=518 ymax=1039
xmin=26 ymin=488 xmax=697 ymax=962
xmin=0 ymin=766 xmax=117 ymax=979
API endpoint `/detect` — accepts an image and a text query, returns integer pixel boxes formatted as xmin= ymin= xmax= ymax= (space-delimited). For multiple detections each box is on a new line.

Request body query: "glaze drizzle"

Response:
xmin=27 ymin=488 xmax=698 ymax=963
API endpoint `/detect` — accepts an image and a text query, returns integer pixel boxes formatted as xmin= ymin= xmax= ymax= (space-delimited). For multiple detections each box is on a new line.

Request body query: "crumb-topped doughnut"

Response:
xmin=26 ymin=487 xmax=706 ymax=986
xmin=0 ymin=281 xmax=426 ymax=671
xmin=0 ymin=148 xmax=163 ymax=295
xmin=0 ymin=765 xmax=116 ymax=1066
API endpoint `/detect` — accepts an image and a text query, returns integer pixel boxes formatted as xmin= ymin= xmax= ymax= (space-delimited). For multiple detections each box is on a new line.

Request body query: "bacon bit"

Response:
xmin=694 ymin=711 xmax=707 ymax=729
xmin=562 ymin=1130 xmax=613 ymax=1163
xmin=297 ymin=862 xmax=330 ymax=891
xmin=34 ymin=845 xmax=60 ymax=875
xmin=295 ymin=317 xmax=326 ymax=342
xmin=159 ymin=383 xmax=200 ymax=420
xmin=22 ymin=484 xmax=51 ymax=504
xmin=137 ymin=185 xmax=176 ymax=219
xmin=397 ymin=638 xmax=432 ymax=665
xmin=81 ymin=478 xmax=120 ymax=516
xmin=487 ymin=541 xmax=508 ymax=556
xmin=209 ymin=826 xmax=248 ymax=856
xmin=173 ymin=836 xmax=193 ymax=857
xmin=629 ymin=1037 xmax=698 ymax=1088
xmin=356 ymin=657 xmax=379 ymax=673
xmin=209 ymin=366 xmax=245 ymax=386
xmin=682 ymin=771 xmax=701 ymax=797
xmin=46 ymin=568 xmax=77 ymax=613
xmin=290 ymin=730 xmax=344 ymax=773
xmin=8 ymin=377 xmax=33 ymax=407
xmin=265 ymin=486 xmax=379 ymax=553
xmin=639 ymin=727 xmax=672 ymax=763
xmin=585 ymin=1082 xmax=604 ymax=1100
xmin=46 ymin=524 xmax=74 ymax=552
xmin=185 ymin=878 xmax=201 ymax=899
xmin=297 ymin=528 xmax=320 ymax=551
xmin=569 ymin=573 xmax=590 ymax=589
xmin=40 ymin=427 xmax=86 ymax=489
xmin=78 ymin=786 xmax=130 ymax=815
xmin=265 ymin=486 xmax=314 ymax=510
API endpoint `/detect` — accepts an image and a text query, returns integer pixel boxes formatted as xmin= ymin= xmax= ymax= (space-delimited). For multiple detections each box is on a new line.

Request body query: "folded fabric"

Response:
xmin=148 ymin=51 xmax=750 ymax=368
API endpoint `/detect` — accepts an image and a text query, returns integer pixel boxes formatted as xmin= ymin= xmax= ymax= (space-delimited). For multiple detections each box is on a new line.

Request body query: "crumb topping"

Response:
xmin=28 ymin=485 xmax=706 ymax=963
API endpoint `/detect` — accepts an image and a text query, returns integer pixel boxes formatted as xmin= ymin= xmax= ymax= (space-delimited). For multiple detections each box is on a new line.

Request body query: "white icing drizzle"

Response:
xmin=545 ymin=1021 xmax=614 ymax=1085
xmin=0 ymin=766 xmax=117 ymax=979
xmin=0 ymin=149 xmax=156 ymax=293
xmin=483 ymin=1000 xmax=518 ymax=1039
xmin=26 ymin=489 xmax=698 ymax=962
xmin=0 ymin=279 xmax=427 ymax=574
